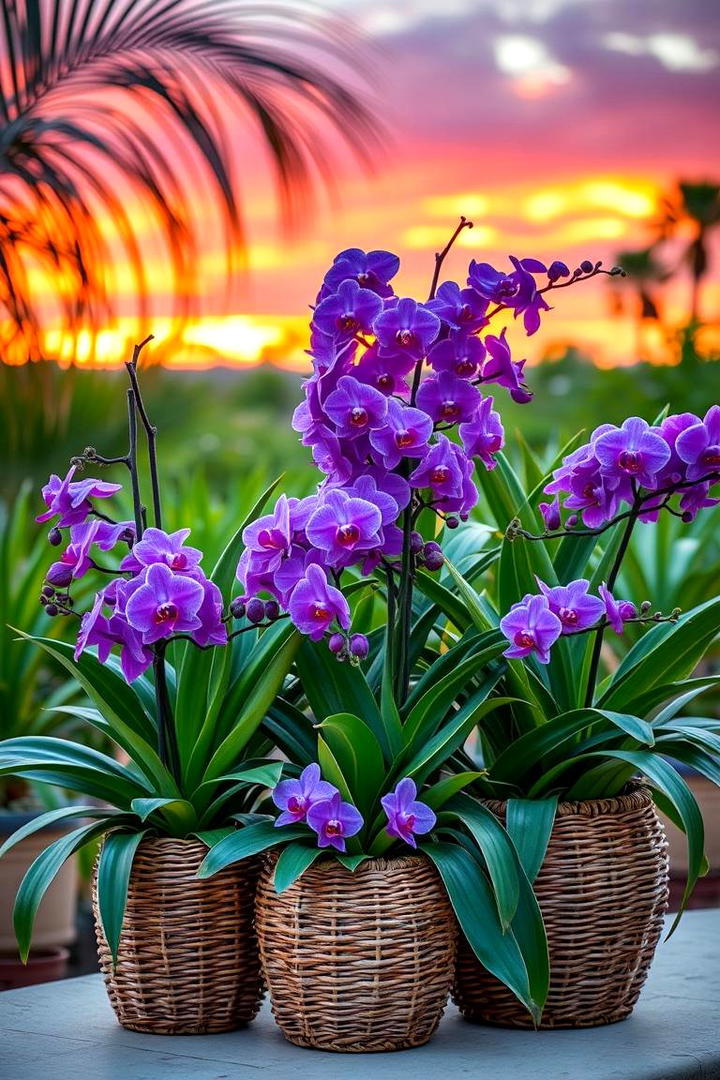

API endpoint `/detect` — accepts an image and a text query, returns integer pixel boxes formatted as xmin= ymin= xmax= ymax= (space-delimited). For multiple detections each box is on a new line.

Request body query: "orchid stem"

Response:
xmin=583 ymin=502 xmax=640 ymax=708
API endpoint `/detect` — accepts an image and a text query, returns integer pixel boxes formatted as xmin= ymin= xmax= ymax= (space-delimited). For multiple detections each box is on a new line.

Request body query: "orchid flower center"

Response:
xmin=170 ymin=553 xmax=187 ymax=570
xmin=349 ymin=406 xmax=368 ymax=428
xmin=455 ymin=359 xmax=475 ymax=377
xmin=701 ymin=448 xmax=720 ymax=468
xmin=61 ymin=551 xmax=75 ymax=564
xmin=498 ymin=279 xmax=519 ymax=299
xmin=377 ymin=373 xmax=393 ymax=391
xmin=356 ymin=272 xmax=370 ymax=285
xmin=487 ymin=435 xmax=503 ymax=452
xmin=459 ymin=304 xmax=473 ymax=322
xmin=287 ymin=795 xmax=306 ymax=817
xmin=337 ymin=314 xmax=358 ymax=332
xmin=325 ymin=819 xmax=343 ymax=836
xmin=155 ymin=602 xmax=178 ymax=623
xmin=617 ymin=450 xmax=642 ymax=473
xmin=431 ymin=466 xmax=450 ymax=485
xmin=514 ymin=630 xmax=535 ymax=649
xmin=400 ymin=812 xmax=416 ymax=833
xmin=440 ymin=401 xmax=459 ymax=421
xmin=558 ymin=606 xmax=578 ymax=625
xmin=310 ymin=603 xmax=332 ymax=622
xmin=395 ymin=430 xmax=414 ymax=448
xmin=396 ymin=328 xmax=415 ymax=347
xmin=337 ymin=523 xmax=360 ymax=546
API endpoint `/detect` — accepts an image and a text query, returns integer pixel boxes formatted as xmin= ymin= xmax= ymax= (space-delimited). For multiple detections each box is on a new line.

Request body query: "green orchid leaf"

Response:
xmin=96 ymin=830 xmax=147 ymax=964
xmin=506 ymin=798 xmax=558 ymax=884
xmin=273 ymin=842 xmax=324 ymax=894
xmin=197 ymin=821 xmax=307 ymax=878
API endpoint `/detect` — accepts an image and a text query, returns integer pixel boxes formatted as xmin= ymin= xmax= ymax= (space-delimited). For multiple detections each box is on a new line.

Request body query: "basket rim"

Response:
xmin=263 ymin=849 xmax=432 ymax=876
xmin=480 ymin=781 xmax=653 ymax=818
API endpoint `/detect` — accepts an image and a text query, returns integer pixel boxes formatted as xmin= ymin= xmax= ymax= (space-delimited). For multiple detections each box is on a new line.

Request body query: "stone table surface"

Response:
xmin=1 ymin=909 xmax=719 ymax=1080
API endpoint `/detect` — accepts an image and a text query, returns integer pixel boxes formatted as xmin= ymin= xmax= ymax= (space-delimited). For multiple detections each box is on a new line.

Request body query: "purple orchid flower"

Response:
xmin=313 ymin=279 xmax=384 ymax=339
xmin=120 ymin=527 xmax=204 ymax=575
xmin=676 ymin=405 xmax=720 ymax=483
xmin=287 ymin=563 xmax=350 ymax=641
xmin=459 ymin=395 xmax=504 ymax=470
xmin=374 ymin=297 xmax=441 ymax=361
xmin=427 ymin=281 xmax=489 ymax=332
xmin=468 ymin=257 xmax=549 ymax=335
xmin=594 ymin=417 xmax=671 ymax=489
xmin=354 ymin=343 xmax=412 ymax=392
xmin=599 ymin=583 xmax=637 ymax=634
xmin=428 ymin=332 xmax=486 ymax=379
xmin=416 ymin=370 xmax=481 ymax=425
xmin=536 ymin=578 xmax=605 ymax=634
xmin=74 ymin=592 xmax=118 ymax=665
xmin=480 ymin=329 xmax=533 ymax=404
xmin=539 ymin=496 xmax=562 ymax=531
xmin=345 ymin=474 xmax=400 ymax=525
xmin=409 ymin=435 xmax=465 ymax=500
xmin=306 ymin=790 xmax=364 ymax=852
xmin=36 ymin=466 xmax=122 ymax=527
xmin=306 ymin=489 xmax=382 ymax=565
xmin=124 ymin=562 xmax=205 ymax=643
xmin=381 ymin=778 xmax=436 ymax=848
xmin=323 ymin=248 xmax=400 ymax=298
xmin=369 ymin=398 xmax=433 ymax=469
xmin=272 ymin=763 xmax=338 ymax=827
xmin=189 ymin=574 xmax=228 ymax=647
xmin=324 ymin=375 xmax=388 ymax=437
xmin=500 ymin=594 xmax=562 ymax=664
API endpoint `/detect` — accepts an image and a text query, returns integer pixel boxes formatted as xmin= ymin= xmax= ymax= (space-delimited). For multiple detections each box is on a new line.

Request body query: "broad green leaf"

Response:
xmin=422 ymin=842 xmax=539 ymax=1022
xmin=506 ymin=798 xmax=557 ymax=884
xmin=197 ymin=821 xmax=307 ymax=878
xmin=96 ymin=830 xmax=147 ymax=964
xmin=273 ymin=842 xmax=324 ymax=893
xmin=442 ymin=794 xmax=521 ymax=928
xmin=129 ymin=798 xmax=197 ymax=833
xmin=316 ymin=714 xmax=385 ymax=821
xmin=0 ymin=806 xmax=123 ymax=859
xmin=13 ymin=819 xmax=126 ymax=961
xmin=423 ymin=772 xmax=485 ymax=811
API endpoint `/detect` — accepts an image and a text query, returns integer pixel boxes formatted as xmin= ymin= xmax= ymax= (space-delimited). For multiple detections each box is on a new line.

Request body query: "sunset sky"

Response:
xmin=40 ymin=0 xmax=720 ymax=371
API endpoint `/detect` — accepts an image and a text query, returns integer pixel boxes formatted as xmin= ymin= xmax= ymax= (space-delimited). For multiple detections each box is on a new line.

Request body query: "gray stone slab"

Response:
xmin=1 ymin=910 xmax=719 ymax=1080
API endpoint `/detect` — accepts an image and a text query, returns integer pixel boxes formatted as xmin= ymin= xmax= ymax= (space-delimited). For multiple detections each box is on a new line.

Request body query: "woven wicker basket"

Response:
xmin=93 ymin=835 xmax=263 ymax=1035
xmin=256 ymin=853 xmax=457 ymax=1052
xmin=454 ymin=787 xmax=669 ymax=1029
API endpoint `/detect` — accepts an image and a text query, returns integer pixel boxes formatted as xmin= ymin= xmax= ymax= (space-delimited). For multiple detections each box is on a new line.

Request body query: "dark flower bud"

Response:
xmin=423 ymin=542 xmax=444 ymax=572
xmin=547 ymin=260 xmax=570 ymax=282
xmin=640 ymin=600 xmax=652 ymax=613
xmin=349 ymin=634 xmax=369 ymax=660
xmin=41 ymin=585 xmax=55 ymax=598
xmin=39 ymin=595 xmax=48 ymax=606
xmin=264 ymin=600 xmax=280 ymax=622
xmin=445 ymin=516 xmax=459 ymax=530
xmin=409 ymin=531 xmax=424 ymax=554
xmin=565 ymin=514 xmax=578 ymax=528
xmin=48 ymin=527 xmax=62 ymax=547
xmin=46 ymin=563 xmax=73 ymax=588
xmin=229 ymin=598 xmax=246 ymax=619
xmin=328 ymin=632 xmax=345 ymax=655
xmin=681 ymin=511 xmax=693 ymax=523
xmin=246 ymin=598 xmax=266 ymax=624
xmin=57 ymin=594 xmax=73 ymax=608
xmin=580 ymin=260 xmax=594 ymax=274
xmin=45 ymin=603 xmax=59 ymax=617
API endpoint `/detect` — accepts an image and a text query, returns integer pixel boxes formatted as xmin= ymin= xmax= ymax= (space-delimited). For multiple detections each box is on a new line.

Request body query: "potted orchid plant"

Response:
xmin=198 ymin=222 xmax=627 ymax=1049
xmin=427 ymin=405 xmax=720 ymax=1029
xmin=0 ymin=339 xmax=301 ymax=1034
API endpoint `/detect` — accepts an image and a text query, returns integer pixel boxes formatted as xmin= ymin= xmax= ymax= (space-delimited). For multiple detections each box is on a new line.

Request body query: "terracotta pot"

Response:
xmin=93 ymin=835 xmax=263 ymax=1035
xmin=0 ymin=946 xmax=69 ymax=990
xmin=454 ymin=787 xmax=669 ymax=1029
xmin=0 ymin=812 xmax=78 ymax=953
xmin=256 ymin=853 xmax=457 ymax=1053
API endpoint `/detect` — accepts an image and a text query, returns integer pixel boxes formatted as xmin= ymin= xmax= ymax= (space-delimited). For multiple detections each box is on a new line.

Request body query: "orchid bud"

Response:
xmin=41 ymin=585 xmax=55 ymax=598
xmin=349 ymin=634 xmax=369 ymax=660
xmin=45 ymin=603 xmax=59 ymax=617
xmin=445 ymin=516 xmax=459 ymax=530
xmin=328 ymin=632 xmax=345 ymax=655
xmin=264 ymin=600 xmax=280 ymax=622
xmin=580 ymin=260 xmax=594 ymax=274
xmin=547 ymin=260 xmax=570 ymax=283
xmin=229 ymin=598 xmax=246 ymax=619
xmin=423 ymin=542 xmax=444 ymax=572
xmin=246 ymin=598 xmax=265 ymax=624
xmin=48 ymin=527 xmax=62 ymax=547
xmin=410 ymin=531 xmax=424 ymax=554
xmin=46 ymin=563 xmax=73 ymax=588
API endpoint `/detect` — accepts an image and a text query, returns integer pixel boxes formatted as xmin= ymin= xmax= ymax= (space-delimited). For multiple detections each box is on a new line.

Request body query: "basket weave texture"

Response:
xmin=454 ymin=787 xmax=669 ymax=1029
xmin=93 ymin=835 xmax=263 ymax=1035
xmin=256 ymin=853 xmax=457 ymax=1052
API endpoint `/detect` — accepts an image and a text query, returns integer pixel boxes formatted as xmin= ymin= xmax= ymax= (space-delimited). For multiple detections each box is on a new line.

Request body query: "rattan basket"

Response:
xmin=454 ymin=786 xmax=669 ymax=1029
xmin=93 ymin=835 xmax=263 ymax=1035
xmin=256 ymin=852 xmax=457 ymax=1052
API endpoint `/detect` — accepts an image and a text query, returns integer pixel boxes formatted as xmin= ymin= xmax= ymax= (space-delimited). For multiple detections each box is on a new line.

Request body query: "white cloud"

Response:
xmin=604 ymin=31 xmax=718 ymax=72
